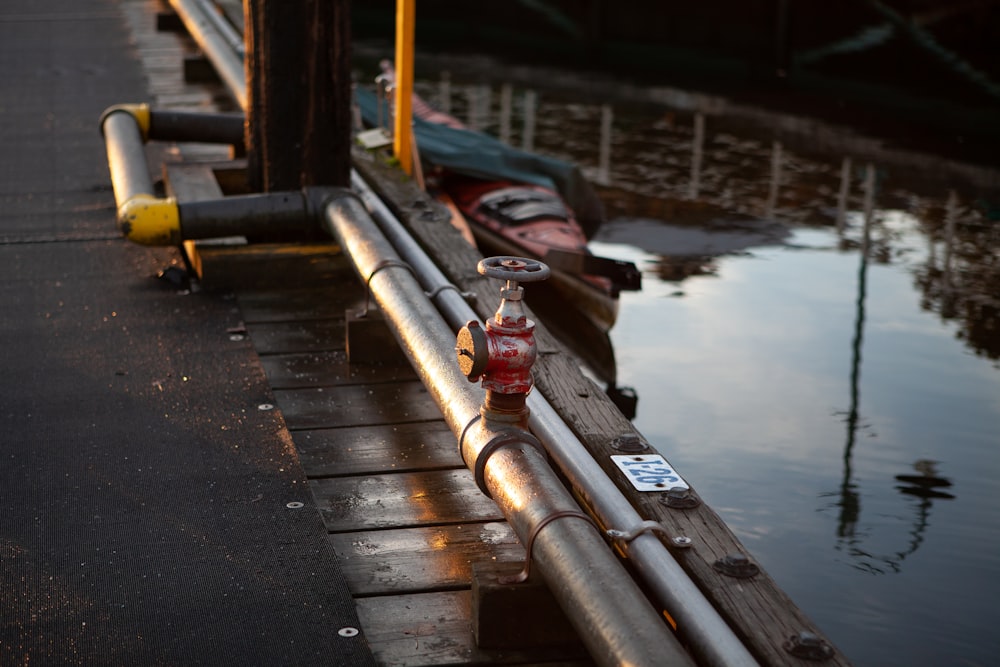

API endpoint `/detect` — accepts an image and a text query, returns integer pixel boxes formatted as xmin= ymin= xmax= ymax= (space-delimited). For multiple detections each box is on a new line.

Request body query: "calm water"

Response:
xmin=409 ymin=64 xmax=1000 ymax=666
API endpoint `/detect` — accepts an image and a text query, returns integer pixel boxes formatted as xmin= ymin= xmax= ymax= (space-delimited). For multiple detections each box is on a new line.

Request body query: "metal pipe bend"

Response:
xmin=100 ymin=103 xmax=151 ymax=141
xmin=117 ymin=194 xmax=182 ymax=246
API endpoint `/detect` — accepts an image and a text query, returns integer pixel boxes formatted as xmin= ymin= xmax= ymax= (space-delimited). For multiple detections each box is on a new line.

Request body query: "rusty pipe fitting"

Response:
xmin=456 ymin=257 xmax=550 ymax=417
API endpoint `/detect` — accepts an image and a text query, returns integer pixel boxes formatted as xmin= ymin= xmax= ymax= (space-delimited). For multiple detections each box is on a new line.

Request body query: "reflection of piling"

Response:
xmin=467 ymin=84 xmax=491 ymax=131
xmin=438 ymin=70 xmax=451 ymax=115
xmin=522 ymin=90 xmax=537 ymax=151
xmin=862 ymin=163 xmax=875 ymax=257
xmin=597 ymin=104 xmax=612 ymax=186
xmin=688 ymin=112 xmax=704 ymax=200
xmin=765 ymin=140 xmax=782 ymax=218
xmin=499 ymin=83 xmax=513 ymax=145
xmin=942 ymin=189 xmax=958 ymax=294
xmin=836 ymin=157 xmax=852 ymax=235
xmin=839 ymin=163 xmax=874 ymax=543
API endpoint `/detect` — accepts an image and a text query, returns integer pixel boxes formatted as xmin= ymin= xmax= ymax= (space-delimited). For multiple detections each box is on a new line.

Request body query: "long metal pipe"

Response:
xmin=168 ymin=0 xmax=248 ymax=110
xmin=351 ymin=171 xmax=760 ymax=667
xmin=316 ymin=188 xmax=694 ymax=667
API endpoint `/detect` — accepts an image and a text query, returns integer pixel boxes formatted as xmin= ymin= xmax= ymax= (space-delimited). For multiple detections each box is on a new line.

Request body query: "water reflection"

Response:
xmin=408 ymin=61 xmax=1000 ymax=666
xmin=420 ymin=66 xmax=1000 ymax=372
xmin=829 ymin=190 xmax=957 ymax=575
xmin=831 ymin=458 xmax=955 ymax=576
xmin=915 ymin=191 xmax=1000 ymax=362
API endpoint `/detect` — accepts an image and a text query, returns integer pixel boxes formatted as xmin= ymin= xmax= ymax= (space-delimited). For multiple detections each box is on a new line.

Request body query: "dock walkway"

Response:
xmin=0 ymin=2 xmax=374 ymax=664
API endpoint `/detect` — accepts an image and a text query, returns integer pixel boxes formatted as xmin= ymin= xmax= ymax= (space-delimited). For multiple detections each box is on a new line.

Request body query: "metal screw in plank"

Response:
xmin=783 ymin=631 xmax=834 ymax=660
xmin=659 ymin=486 xmax=701 ymax=509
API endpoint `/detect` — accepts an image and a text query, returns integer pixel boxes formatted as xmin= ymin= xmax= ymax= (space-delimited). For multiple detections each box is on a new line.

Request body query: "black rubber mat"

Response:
xmin=0 ymin=2 xmax=375 ymax=664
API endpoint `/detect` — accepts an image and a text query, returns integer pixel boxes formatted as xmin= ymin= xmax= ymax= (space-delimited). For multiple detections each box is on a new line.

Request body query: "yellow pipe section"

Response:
xmin=393 ymin=0 xmax=415 ymax=175
xmin=117 ymin=194 xmax=182 ymax=246
xmin=101 ymin=104 xmax=182 ymax=246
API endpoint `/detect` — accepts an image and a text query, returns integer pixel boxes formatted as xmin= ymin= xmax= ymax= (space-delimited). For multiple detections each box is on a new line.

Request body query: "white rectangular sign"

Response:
xmin=611 ymin=454 xmax=690 ymax=492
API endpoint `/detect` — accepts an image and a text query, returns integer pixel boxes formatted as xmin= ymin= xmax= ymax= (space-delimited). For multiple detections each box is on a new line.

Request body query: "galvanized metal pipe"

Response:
xmin=351 ymin=171 xmax=760 ymax=667
xmin=317 ymin=188 xmax=694 ymax=667
xmin=168 ymin=0 xmax=248 ymax=110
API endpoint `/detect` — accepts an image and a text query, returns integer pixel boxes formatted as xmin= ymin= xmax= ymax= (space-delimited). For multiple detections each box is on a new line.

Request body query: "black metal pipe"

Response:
xmin=178 ymin=191 xmax=310 ymax=239
xmin=148 ymin=109 xmax=245 ymax=146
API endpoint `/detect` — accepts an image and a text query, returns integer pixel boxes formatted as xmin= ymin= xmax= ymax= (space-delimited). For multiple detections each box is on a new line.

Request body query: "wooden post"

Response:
xmin=244 ymin=0 xmax=352 ymax=193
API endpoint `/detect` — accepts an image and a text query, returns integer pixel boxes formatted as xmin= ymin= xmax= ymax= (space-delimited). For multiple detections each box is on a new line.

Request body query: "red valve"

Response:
xmin=456 ymin=257 xmax=550 ymax=399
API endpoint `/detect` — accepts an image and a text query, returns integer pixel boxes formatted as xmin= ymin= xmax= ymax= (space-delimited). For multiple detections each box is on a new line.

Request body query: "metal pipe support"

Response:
xmin=101 ymin=105 xmax=314 ymax=245
xmin=178 ymin=192 xmax=310 ymax=239
xmin=101 ymin=107 xmax=181 ymax=246
xmin=147 ymin=109 xmax=245 ymax=146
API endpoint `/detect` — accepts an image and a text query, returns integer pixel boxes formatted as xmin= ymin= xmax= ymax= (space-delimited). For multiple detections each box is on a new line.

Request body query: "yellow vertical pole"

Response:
xmin=394 ymin=0 xmax=415 ymax=175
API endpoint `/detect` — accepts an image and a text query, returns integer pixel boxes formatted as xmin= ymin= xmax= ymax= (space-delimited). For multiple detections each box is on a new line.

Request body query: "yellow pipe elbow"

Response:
xmin=117 ymin=195 xmax=181 ymax=246
xmin=100 ymin=103 xmax=152 ymax=141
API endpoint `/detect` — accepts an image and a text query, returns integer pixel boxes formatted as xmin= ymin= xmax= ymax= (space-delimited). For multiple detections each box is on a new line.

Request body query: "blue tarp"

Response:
xmin=354 ymin=86 xmax=605 ymax=232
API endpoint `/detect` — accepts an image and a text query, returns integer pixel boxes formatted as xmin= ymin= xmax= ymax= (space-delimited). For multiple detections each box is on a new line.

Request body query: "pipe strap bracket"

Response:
xmin=606 ymin=520 xmax=672 ymax=545
xmin=459 ymin=421 xmax=545 ymax=498
xmin=362 ymin=258 xmax=415 ymax=317
xmin=499 ymin=509 xmax=601 ymax=585
xmin=426 ymin=283 xmax=475 ymax=303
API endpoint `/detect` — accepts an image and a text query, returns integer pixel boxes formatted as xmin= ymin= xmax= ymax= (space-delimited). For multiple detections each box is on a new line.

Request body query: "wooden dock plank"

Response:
xmin=259 ymin=350 xmax=417 ymax=389
xmin=329 ymin=523 xmax=523 ymax=596
xmin=294 ymin=422 xmax=463 ymax=477
xmin=355 ymin=591 xmax=592 ymax=666
xmin=237 ymin=286 xmax=364 ymax=323
xmin=312 ymin=470 xmax=504 ymax=532
xmin=245 ymin=319 xmax=344 ymax=354
xmin=275 ymin=382 xmax=443 ymax=430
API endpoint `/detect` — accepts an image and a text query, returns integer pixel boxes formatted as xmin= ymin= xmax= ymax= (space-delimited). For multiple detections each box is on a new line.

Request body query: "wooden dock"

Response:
xmin=158 ymin=147 xmax=849 ymax=665
xmin=138 ymin=2 xmax=851 ymax=663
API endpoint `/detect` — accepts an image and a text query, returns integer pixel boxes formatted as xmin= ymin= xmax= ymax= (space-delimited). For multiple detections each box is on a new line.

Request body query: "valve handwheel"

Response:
xmin=477 ymin=256 xmax=550 ymax=283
